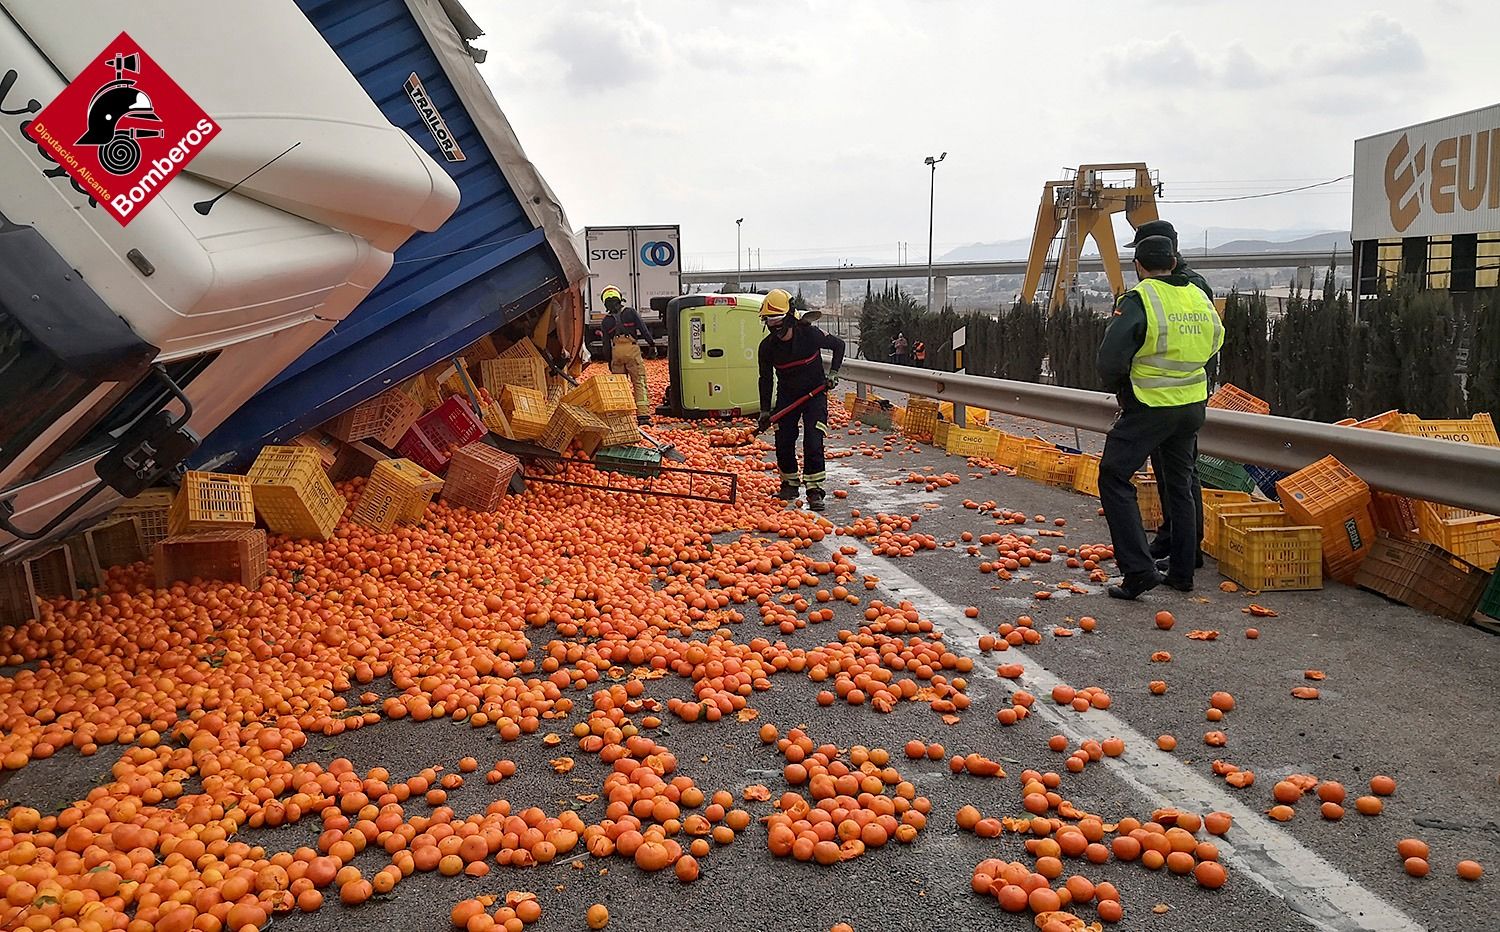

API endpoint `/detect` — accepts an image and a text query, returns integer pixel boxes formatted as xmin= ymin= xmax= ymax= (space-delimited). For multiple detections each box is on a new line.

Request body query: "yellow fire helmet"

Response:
xmin=601 ymin=285 xmax=624 ymax=304
xmin=759 ymin=288 xmax=795 ymax=325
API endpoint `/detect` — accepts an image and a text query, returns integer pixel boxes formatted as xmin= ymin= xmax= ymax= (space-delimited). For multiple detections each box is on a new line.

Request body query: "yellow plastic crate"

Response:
xmin=1133 ymin=473 xmax=1164 ymax=531
xmin=902 ymin=398 xmax=939 ymax=442
xmin=1200 ymin=489 xmax=1255 ymax=559
xmin=168 ymin=472 xmax=256 ymax=535
xmin=480 ymin=353 xmax=549 ymax=396
xmin=560 ymin=373 xmax=636 ymax=415
xmin=1216 ymin=507 xmax=1291 ymax=581
xmin=933 ymin=420 xmax=950 ymax=448
xmin=599 ymin=412 xmax=644 ymax=448
xmin=994 ymin=433 xmax=1028 ymax=469
xmin=1416 ymin=502 xmax=1500 ymax=571
xmin=1392 ymin=412 xmax=1497 ymax=446
xmin=945 ymin=426 xmax=997 ymax=458
xmin=1221 ymin=522 xmax=1323 ymax=590
xmin=1073 ymin=454 xmax=1101 ymax=497
xmin=1018 ymin=446 xmax=1079 ymax=488
xmin=351 ymin=458 xmax=443 ymax=531
xmin=539 ymin=403 xmax=610 ymax=454
xmin=247 ymin=446 xmax=346 ymax=540
xmin=500 ymin=386 xmax=552 ymax=441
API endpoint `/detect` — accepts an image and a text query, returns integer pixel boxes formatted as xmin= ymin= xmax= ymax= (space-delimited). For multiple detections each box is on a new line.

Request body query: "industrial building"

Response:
xmin=1352 ymin=102 xmax=1500 ymax=310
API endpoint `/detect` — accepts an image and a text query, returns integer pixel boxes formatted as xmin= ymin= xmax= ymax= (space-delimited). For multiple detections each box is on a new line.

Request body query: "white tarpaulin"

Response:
xmin=405 ymin=0 xmax=590 ymax=287
xmin=1353 ymin=103 xmax=1500 ymax=241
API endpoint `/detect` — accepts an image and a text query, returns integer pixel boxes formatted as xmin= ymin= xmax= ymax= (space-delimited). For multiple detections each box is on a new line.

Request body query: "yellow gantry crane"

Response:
xmin=1021 ymin=163 xmax=1161 ymax=312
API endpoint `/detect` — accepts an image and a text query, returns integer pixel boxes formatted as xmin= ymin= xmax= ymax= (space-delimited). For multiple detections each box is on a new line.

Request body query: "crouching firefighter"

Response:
xmin=755 ymin=289 xmax=844 ymax=511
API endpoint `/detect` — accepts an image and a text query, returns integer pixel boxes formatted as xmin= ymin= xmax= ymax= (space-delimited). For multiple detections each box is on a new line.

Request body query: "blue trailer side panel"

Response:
xmin=194 ymin=0 xmax=566 ymax=469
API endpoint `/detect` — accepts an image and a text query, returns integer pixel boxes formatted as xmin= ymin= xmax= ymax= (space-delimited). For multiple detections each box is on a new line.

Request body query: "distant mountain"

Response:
xmin=940 ymin=228 xmax=1348 ymax=263
xmin=1206 ymin=231 xmax=1349 ymax=255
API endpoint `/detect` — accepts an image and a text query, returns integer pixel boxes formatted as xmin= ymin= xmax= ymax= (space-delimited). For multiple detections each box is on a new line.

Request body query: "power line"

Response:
xmin=1158 ymin=174 xmax=1353 ymax=204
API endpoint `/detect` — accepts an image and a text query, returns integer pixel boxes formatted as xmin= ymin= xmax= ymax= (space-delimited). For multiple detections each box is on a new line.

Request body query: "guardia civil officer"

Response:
xmin=1096 ymin=235 xmax=1224 ymax=599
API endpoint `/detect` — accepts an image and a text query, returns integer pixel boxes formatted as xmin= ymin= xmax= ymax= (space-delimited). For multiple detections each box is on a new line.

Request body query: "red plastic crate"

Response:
xmin=396 ymin=396 xmax=486 ymax=473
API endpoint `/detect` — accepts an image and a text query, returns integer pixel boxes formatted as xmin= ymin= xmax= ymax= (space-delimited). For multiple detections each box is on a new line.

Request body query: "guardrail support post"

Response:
xmin=825 ymin=279 xmax=841 ymax=317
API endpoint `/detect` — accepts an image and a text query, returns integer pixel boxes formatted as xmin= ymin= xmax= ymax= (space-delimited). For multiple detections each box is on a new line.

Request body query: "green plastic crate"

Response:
xmin=1196 ymin=455 xmax=1256 ymax=494
xmin=595 ymin=446 xmax=663 ymax=478
xmin=1480 ymin=570 xmax=1500 ymax=621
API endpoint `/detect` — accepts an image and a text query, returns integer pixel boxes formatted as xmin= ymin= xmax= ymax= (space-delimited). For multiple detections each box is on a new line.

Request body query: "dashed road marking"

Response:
xmin=819 ymin=541 xmax=1424 ymax=932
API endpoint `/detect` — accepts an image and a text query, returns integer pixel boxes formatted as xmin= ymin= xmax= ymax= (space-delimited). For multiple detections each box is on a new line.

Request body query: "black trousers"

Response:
xmin=1100 ymin=401 xmax=1206 ymax=581
xmin=1149 ymin=438 xmax=1203 ymax=555
xmin=774 ymin=390 xmax=828 ymax=489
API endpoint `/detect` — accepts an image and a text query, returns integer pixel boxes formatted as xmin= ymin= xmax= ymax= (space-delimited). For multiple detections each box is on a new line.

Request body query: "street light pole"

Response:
xmin=924 ymin=152 xmax=946 ymax=311
xmin=735 ymin=218 xmax=743 ymax=285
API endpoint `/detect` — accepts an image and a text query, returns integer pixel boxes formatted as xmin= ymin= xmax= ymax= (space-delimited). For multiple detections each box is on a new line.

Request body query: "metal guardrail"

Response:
xmin=684 ymin=249 xmax=1350 ymax=284
xmin=838 ymin=357 xmax=1500 ymax=515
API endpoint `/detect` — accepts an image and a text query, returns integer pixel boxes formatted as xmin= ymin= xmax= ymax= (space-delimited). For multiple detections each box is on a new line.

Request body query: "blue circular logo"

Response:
xmin=641 ymin=240 xmax=675 ymax=267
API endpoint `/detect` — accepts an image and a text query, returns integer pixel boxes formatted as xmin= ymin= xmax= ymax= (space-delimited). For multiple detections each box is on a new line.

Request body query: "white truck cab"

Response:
xmin=0 ymin=1 xmax=460 ymax=557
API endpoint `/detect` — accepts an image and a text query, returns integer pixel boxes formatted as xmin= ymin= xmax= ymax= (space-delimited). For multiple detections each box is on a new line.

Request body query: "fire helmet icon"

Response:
xmin=75 ymin=51 xmax=162 ymax=175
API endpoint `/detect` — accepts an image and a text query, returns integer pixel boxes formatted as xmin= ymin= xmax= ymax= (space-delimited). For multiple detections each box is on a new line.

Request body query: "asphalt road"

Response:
xmin=3 ymin=421 xmax=1495 ymax=932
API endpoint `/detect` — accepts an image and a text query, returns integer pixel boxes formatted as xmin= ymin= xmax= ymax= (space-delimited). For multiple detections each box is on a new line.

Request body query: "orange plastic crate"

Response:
xmin=1276 ymin=456 xmax=1375 ymax=581
xmin=1207 ymin=383 xmax=1271 ymax=415
xmin=1370 ymin=491 xmax=1419 ymax=540
xmin=1353 ymin=410 xmax=1402 ymax=431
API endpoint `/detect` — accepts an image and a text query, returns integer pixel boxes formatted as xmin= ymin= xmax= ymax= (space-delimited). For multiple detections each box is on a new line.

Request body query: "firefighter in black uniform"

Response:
xmin=755 ymin=289 xmax=844 ymax=511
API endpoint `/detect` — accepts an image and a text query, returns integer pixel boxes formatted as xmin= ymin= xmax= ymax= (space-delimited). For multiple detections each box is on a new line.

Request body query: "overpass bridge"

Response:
xmin=682 ymin=249 xmax=1352 ymax=310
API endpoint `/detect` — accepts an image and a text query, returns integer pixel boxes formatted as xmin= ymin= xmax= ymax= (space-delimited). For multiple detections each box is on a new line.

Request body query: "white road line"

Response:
xmin=817 ymin=541 xmax=1424 ymax=932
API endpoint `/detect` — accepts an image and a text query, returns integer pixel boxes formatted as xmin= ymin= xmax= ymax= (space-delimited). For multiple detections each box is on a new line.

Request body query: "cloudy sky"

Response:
xmin=472 ymin=0 xmax=1496 ymax=268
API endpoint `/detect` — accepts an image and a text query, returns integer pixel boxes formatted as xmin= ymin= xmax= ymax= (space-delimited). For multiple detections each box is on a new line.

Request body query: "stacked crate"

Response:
xmin=168 ymin=472 xmax=256 ymax=536
xmin=155 ymin=529 xmax=267 ymax=589
xmin=441 ymin=443 xmax=521 ymax=512
xmin=351 ymin=458 xmax=445 ymax=531
xmin=1216 ymin=508 xmax=1323 ymax=591
xmin=539 ymin=404 xmax=610 ymax=455
xmin=1199 ymin=491 xmax=1256 ymax=560
xmin=247 ymin=446 xmax=346 ymax=540
xmin=1275 ymin=455 xmax=1376 ymax=584
xmin=945 ymin=426 xmax=998 ymax=459
xmin=1196 ymin=455 xmax=1257 ymax=494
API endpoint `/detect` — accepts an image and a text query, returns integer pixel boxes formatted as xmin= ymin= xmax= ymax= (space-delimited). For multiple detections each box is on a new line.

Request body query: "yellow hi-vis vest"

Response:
xmin=1128 ymin=277 xmax=1225 ymax=407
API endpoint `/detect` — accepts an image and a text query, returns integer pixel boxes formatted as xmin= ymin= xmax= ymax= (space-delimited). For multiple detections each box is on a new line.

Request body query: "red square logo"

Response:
xmin=25 ymin=32 xmax=219 ymax=226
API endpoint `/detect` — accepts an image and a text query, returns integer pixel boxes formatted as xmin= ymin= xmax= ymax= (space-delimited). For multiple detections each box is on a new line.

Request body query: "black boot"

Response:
xmin=1107 ymin=571 xmax=1162 ymax=601
xmin=777 ymin=481 xmax=799 ymax=501
xmin=806 ymin=488 xmax=826 ymax=512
